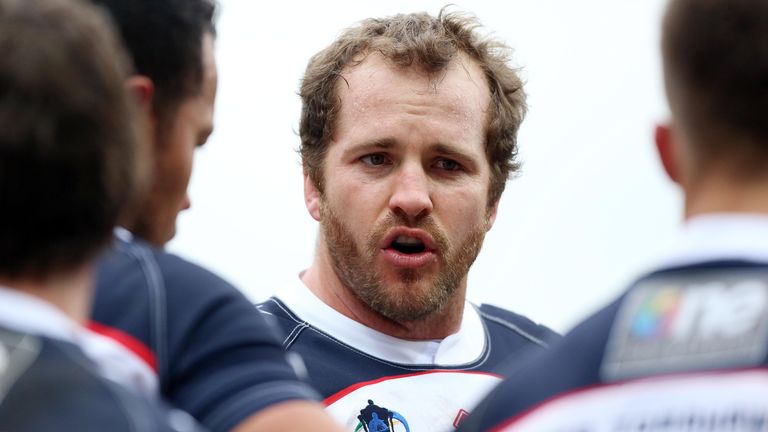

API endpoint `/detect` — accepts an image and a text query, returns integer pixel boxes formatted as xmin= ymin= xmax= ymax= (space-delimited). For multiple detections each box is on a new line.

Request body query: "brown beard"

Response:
xmin=320 ymin=201 xmax=487 ymax=323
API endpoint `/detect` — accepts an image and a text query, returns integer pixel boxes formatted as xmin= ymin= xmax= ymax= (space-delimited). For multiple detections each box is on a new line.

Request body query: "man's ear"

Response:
xmin=486 ymin=198 xmax=500 ymax=231
xmin=655 ymin=123 xmax=680 ymax=184
xmin=126 ymin=75 xmax=154 ymax=109
xmin=304 ymin=170 xmax=322 ymax=222
xmin=125 ymin=75 xmax=158 ymax=151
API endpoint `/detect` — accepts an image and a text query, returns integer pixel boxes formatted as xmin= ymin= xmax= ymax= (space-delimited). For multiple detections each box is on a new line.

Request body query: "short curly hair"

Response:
xmin=299 ymin=9 xmax=526 ymax=205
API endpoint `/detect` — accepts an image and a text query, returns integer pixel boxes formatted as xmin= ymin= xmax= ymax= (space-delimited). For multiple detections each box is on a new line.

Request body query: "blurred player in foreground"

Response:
xmin=0 ymin=0 xmax=197 ymax=430
xmin=457 ymin=0 xmax=768 ymax=430
xmin=87 ymin=0 xmax=341 ymax=431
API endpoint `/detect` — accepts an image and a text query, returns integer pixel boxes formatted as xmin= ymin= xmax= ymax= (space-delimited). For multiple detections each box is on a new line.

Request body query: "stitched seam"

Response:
xmin=281 ymin=324 xmax=302 ymax=347
xmin=472 ymin=305 xmax=494 ymax=368
xmin=262 ymin=298 xmax=311 ymax=348
xmin=283 ymin=323 xmax=309 ymax=350
xmin=117 ymin=240 xmax=168 ymax=377
xmin=267 ymin=298 xmax=305 ymax=325
xmin=478 ymin=310 xmax=548 ymax=347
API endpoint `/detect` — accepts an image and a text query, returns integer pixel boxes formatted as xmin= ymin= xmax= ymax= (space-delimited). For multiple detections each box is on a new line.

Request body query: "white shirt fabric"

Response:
xmin=274 ymin=275 xmax=487 ymax=365
xmin=0 ymin=286 xmax=157 ymax=396
xmin=655 ymin=213 xmax=768 ymax=269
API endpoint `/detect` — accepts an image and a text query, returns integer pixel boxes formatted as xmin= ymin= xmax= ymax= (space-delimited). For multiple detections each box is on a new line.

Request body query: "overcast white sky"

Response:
xmin=167 ymin=0 xmax=679 ymax=333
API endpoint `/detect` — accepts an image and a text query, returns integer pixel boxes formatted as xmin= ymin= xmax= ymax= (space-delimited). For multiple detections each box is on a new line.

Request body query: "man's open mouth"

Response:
xmin=389 ymin=235 xmax=427 ymax=254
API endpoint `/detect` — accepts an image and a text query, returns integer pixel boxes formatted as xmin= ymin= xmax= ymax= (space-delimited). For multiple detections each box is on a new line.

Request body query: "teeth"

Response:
xmin=395 ymin=235 xmax=423 ymax=245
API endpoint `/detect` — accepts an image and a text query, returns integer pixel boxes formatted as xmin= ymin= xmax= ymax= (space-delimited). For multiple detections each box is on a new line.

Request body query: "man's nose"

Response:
xmin=387 ymin=162 xmax=433 ymax=222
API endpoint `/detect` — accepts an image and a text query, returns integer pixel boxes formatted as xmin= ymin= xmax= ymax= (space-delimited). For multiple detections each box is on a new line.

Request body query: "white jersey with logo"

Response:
xmin=258 ymin=277 xmax=558 ymax=432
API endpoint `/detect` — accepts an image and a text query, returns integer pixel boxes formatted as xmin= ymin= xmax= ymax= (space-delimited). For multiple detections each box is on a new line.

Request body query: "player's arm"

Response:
xmin=232 ymin=401 xmax=342 ymax=432
xmin=157 ymin=254 xmax=332 ymax=431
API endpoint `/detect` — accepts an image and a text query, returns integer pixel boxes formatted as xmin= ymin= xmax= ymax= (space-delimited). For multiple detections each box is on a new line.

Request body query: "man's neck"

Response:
xmin=301 ymin=247 xmax=465 ymax=340
xmin=685 ymin=175 xmax=768 ymax=219
xmin=0 ymin=265 xmax=93 ymax=324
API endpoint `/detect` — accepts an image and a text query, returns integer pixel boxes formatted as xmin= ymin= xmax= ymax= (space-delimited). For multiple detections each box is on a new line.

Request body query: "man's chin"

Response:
xmin=368 ymin=291 xmax=446 ymax=323
xmin=130 ymin=220 xmax=176 ymax=247
xmin=157 ymin=226 xmax=177 ymax=248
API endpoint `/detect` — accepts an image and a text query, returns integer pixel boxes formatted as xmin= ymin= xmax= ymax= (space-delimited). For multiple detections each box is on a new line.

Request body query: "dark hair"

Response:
xmin=88 ymin=0 xmax=216 ymax=127
xmin=299 ymin=8 xmax=526 ymax=205
xmin=0 ymin=0 xmax=139 ymax=279
xmin=663 ymin=0 xmax=768 ymax=176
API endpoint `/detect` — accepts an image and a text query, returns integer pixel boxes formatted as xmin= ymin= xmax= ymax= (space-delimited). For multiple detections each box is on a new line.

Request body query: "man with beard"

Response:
xmin=455 ymin=0 xmax=768 ymax=430
xmin=258 ymin=9 xmax=558 ymax=432
xmin=86 ymin=1 xmax=342 ymax=431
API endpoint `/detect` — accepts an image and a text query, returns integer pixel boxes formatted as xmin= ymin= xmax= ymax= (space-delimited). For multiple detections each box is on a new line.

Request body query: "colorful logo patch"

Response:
xmin=354 ymin=399 xmax=410 ymax=432
xmin=630 ymin=287 xmax=681 ymax=339
xmin=602 ymin=270 xmax=768 ymax=382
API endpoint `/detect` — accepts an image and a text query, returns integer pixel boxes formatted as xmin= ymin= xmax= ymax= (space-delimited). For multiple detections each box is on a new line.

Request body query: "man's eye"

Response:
xmin=435 ymin=159 xmax=461 ymax=171
xmin=361 ymin=154 xmax=387 ymax=166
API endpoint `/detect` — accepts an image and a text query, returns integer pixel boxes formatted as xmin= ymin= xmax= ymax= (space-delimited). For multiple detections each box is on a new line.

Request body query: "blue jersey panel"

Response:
xmin=92 ymin=237 xmax=319 ymax=432
xmin=458 ymin=261 xmax=768 ymax=432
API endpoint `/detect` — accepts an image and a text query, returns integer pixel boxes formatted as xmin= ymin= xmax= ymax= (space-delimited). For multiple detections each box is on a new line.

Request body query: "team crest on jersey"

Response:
xmin=602 ymin=269 xmax=768 ymax=381
xmin=354 ymin=399 xmax=411 ymax=432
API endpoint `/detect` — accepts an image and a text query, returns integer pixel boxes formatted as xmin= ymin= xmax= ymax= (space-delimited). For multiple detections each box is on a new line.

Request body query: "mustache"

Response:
xmin=368 ymin=212 xmax=449 ymax=252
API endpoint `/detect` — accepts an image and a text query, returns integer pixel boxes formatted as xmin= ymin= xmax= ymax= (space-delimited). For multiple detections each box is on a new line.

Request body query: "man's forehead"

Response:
xmin=336 ymin=52 xmax=490 ymax=124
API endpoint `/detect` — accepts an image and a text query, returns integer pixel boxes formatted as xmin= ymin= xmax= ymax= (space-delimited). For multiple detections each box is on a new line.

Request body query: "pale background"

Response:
xmin=168 ymin=0 xmax=681 ymax=333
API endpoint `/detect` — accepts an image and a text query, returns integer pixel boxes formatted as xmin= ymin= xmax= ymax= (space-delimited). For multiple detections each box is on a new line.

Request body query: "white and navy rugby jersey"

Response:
xmin=0 ymin=327 xmax=201 ymax=432
xmin=458 ymin=214 xmax=768 ymax=432
xmin=91 ymin=232 xmax=320 ymax=432
xmin=0 ymin=287 xmax=197 ymax=432
xmin=258 ymin=277 xmax=558 ymax=432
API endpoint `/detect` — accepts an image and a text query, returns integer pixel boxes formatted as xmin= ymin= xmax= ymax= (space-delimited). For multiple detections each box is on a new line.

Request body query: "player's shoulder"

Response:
xmin=0 ymin=328 xmax=190 ymax=432
xmin=257 ymin=296 xmax=294 ymax=317
xmin=256 ymin=297 xmax=304 ymax=335
xmin=93 ymin=235 xmax=254 ymax=350
xmin=98 ymin=236 xmax=238 ymax=300
xmin=475 ymin=303 xmax=560 ymax=347
xmin=459 ymin=261 xmax=768 ymax=432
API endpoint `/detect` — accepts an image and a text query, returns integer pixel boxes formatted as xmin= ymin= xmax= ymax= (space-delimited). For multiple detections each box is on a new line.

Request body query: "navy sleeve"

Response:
xmin=457 ymin=300 xmax=621 ymax=432
xmin=92 ymin=240 xmax=320 ymax=432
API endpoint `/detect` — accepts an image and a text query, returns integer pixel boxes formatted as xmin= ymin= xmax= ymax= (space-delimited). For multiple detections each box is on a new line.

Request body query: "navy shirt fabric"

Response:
xmin=91 ymin=236 xmax=320 ymax=432
xmin=457 ymin=260 xmax=768 ymax=432
xmin=0 ymin=326 xmax=195 ymax=432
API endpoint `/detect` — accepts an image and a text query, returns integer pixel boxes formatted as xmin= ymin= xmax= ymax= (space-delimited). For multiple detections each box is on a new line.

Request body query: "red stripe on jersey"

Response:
xmin=87 ymin=321 xmax=158 ymax=372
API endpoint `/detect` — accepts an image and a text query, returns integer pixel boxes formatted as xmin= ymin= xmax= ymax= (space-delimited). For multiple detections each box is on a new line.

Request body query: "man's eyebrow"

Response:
xmin=432 ymin=143 xmax=477 ymax=162
xmin=341 ymin=138 xmax=397 ymax=155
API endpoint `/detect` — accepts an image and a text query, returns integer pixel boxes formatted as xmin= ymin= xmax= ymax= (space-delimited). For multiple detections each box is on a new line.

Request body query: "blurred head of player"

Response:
xmin=0 ymin=0 xmax=139 ymax=284
xmin=656 ymin=0 xmax=768 ymax=216
xmin=88 ymin=0 xmax=218 ymax=246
